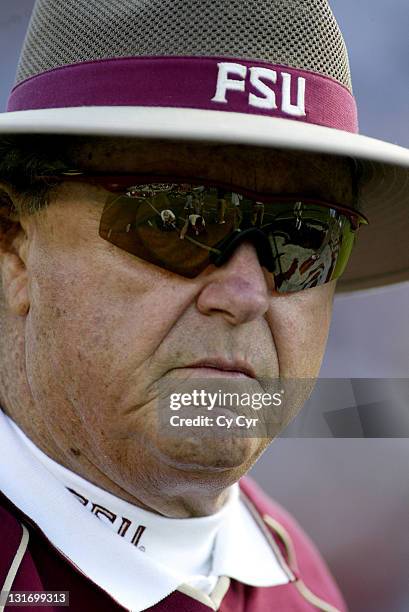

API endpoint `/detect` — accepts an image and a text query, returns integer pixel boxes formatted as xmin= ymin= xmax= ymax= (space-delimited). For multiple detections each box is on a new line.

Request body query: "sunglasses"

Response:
xmin=40 ymin=173 xmax=368 ymax=294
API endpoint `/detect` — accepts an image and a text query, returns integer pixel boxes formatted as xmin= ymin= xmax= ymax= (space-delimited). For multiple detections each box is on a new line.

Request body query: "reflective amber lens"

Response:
xmin=99 ymin=183 xmax=363 ymax=293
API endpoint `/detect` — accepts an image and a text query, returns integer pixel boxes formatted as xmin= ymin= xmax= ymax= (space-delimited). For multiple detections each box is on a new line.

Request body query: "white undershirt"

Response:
xmin=0 ymin=412 xmax=290 ymax=611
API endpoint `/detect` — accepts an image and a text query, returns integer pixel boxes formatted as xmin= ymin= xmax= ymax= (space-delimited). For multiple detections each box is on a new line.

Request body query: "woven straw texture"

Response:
xmin=16 ymin=0 xmax=352 ymax=91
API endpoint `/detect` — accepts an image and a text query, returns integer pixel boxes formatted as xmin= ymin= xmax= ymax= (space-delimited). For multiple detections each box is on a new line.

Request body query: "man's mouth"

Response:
xmin=176 ymin=359 xmax=257 ymax=379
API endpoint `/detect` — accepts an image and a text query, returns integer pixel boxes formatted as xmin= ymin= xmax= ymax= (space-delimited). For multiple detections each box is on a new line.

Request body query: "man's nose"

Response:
xmin=196 ymin=242 xmax=273 ymax=325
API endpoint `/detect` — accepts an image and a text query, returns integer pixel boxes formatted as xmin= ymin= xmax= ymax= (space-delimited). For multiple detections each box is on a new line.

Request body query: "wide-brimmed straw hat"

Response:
xmin=0 ymin=0 xmax=408 ymax=292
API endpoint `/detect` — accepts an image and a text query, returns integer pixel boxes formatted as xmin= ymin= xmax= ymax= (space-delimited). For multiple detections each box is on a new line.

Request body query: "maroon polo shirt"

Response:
xmin=0 ymin=477 xmax=347 ymax=611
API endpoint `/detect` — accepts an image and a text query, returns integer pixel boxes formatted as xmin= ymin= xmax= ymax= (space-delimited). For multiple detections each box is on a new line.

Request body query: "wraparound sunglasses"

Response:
xmin=39 ymin=173 xmax=368 ymax=294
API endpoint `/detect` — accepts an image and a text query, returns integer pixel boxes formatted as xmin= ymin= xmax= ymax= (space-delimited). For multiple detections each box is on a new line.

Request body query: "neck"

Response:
xmin=6 ymin=412 xmax=234 ymax=518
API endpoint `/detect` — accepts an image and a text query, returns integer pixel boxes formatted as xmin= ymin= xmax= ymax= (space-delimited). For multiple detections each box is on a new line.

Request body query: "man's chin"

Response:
xmin=153 ymin=436 xmax=264 ymax=473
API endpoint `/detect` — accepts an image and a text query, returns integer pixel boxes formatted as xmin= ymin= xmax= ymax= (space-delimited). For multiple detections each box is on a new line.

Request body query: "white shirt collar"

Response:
xmin=0 ymin=412 xmax=289 ymax=611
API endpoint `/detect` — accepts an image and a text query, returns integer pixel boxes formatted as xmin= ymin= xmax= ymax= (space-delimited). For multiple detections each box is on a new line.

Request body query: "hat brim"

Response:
xmin=0 ymin=106 xmax=408 ymax=293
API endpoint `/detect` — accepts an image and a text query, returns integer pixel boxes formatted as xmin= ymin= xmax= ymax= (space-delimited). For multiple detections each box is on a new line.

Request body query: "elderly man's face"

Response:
xmin=1 ymin=139 xmax=354 ymax=515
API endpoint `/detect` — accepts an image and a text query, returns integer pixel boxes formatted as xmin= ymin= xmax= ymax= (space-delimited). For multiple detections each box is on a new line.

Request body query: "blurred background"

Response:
xmin=0 ymin=1 xmax=408 ymax=611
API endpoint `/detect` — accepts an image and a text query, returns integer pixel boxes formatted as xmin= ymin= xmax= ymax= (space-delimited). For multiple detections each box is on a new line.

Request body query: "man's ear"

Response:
xmin=0 ymin=188 xmax=30 ymax=317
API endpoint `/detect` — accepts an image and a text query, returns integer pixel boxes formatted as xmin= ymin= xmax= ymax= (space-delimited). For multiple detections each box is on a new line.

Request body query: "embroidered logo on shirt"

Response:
xmin=67 ymin=487 xmax=146 ymax=548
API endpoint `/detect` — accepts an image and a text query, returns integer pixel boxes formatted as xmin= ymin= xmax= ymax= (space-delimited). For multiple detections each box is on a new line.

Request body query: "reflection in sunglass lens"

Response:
xmin=99 ymin=183 xmax=365 ymax=293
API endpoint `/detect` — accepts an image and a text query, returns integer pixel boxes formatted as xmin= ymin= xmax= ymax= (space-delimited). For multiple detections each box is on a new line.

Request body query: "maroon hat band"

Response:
xmin=7 ymin=56 xmax=358 ymax=134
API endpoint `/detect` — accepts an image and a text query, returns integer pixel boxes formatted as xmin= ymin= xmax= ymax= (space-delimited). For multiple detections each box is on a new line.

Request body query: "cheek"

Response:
xmin=268 ymin=283 xmax=334 ymax=377
xmin=24 ymin=235 xmax=190 ymax=428
xmin=24 ymin=269 xmax=122 ymax=430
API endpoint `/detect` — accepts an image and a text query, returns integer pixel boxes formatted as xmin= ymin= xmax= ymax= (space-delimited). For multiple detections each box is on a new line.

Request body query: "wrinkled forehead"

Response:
xmin=67 ymin=137 xmax=356 ymax=204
